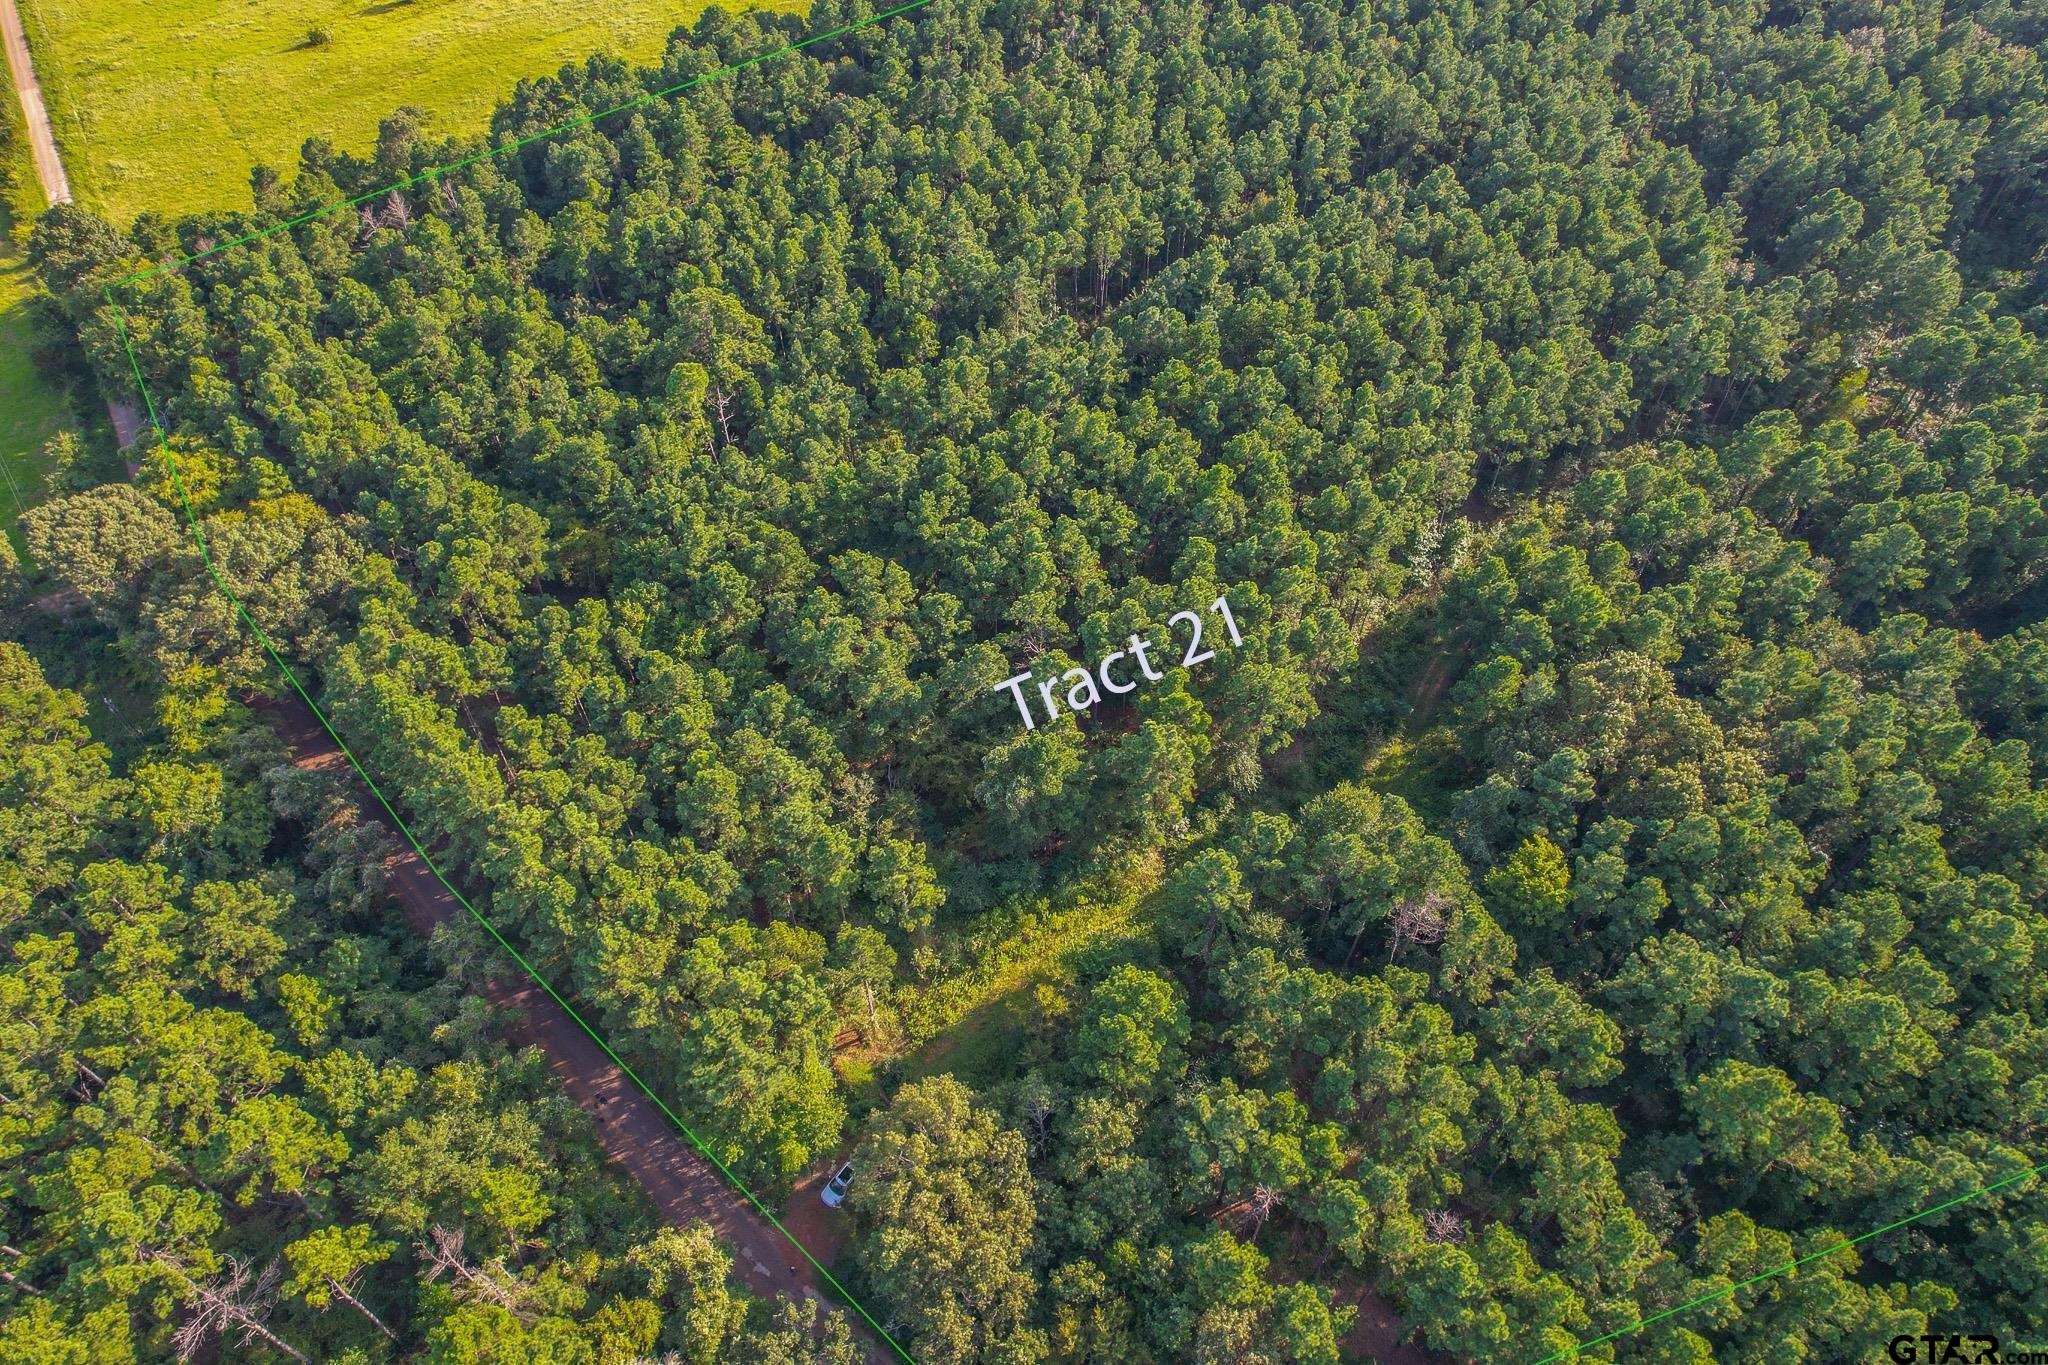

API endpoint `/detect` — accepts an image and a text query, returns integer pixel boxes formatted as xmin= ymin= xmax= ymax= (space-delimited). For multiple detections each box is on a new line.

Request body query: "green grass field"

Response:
xmin=0 ymin=255 xmax=62 ymax=544
xmin=18 ymin=0 xmax=803 ymax=223
xmin=1 ymin=62 xmax=72 ymax=548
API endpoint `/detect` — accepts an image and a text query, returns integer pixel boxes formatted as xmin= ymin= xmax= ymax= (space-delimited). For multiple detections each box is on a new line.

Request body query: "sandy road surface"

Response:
xmin=11 ymin=24 xmax=886 ymax=1336
xmin=1 ymin=0 xmax=70 ymax=204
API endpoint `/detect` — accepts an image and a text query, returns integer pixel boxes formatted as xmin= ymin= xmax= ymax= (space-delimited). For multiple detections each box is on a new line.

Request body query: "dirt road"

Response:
xmin=1 ymin=0 xmax=71 ymax=205
xmin=264 ymin=697 xmax=863 ymax=1326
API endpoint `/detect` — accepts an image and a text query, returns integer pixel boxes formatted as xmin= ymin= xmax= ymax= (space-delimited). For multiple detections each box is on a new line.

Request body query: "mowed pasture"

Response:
xmin=17 ymin=0 xmax=803 ymax=223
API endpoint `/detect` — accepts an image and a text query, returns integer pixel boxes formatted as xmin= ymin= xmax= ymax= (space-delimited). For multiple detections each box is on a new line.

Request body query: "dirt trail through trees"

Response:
xmin=1 ymin=0 xmax=71 ymax=204
xmin=264 ymin=695 xmax=870 ymax=1335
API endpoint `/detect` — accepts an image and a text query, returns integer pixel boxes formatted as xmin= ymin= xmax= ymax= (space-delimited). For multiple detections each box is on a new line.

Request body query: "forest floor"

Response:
xmin=262 ymin=693 xmax=886 ymax=1355
xmin=1332 ymin=1275 xmax=1436 ymax=1365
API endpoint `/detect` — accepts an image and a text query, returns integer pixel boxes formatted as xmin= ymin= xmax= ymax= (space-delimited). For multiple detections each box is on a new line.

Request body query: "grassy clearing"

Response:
xmin=846 ymin=855 xmax=1162 ymax=1103
xmin=1359 ymin=726 xmax=1464 ymax=823
xmin=18 ymin=0 xmax=804 ymax=223
xmin=0 ymin=60 xmax=71 ymax=549
xmin=0 ymin=260 xmax=61 ymax=544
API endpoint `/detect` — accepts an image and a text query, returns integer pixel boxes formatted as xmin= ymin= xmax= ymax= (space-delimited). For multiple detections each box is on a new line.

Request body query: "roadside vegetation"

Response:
xmin=0 ymin=57 xmax=85 ymax=549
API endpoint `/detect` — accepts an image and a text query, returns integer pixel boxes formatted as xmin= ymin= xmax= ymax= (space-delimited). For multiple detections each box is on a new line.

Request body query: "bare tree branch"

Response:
xmin=157 ymin=1254 xmax=308 ymax=1364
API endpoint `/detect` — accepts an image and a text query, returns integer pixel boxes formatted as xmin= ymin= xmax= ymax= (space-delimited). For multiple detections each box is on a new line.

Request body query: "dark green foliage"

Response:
xmin=9 ymin=0 xmax=2048 ymax=1356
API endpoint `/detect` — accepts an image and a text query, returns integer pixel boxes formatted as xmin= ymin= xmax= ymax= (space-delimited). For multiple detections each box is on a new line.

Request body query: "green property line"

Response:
xmin=86 ymin=0 xmax=2041 ymax=1360
xmin=1530 ymin=1158 xmax=2047 ymax=1364
xmin=107 ymin=302 xmax=914 ymax=1364
xmin=98 ymin=5 xmax=936 ymax=1360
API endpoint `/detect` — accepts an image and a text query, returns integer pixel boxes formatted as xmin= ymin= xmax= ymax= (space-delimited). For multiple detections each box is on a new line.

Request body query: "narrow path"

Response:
xmin=1 ymin=0 xmax=70 ymax=205
xmin=263 ymin=695 xmax=865 ymax=1334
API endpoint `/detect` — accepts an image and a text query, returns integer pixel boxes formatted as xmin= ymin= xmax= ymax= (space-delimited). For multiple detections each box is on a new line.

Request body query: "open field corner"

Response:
xmin=18 ymin=0 xmax=805 ymax=222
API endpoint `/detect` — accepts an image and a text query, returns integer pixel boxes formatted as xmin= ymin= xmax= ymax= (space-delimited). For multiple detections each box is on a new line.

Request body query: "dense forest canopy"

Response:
xmin=5 ymin=0 xmax=2048 ymax=1358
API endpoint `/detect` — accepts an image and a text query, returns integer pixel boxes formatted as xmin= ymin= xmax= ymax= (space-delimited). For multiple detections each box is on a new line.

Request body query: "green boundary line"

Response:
xmin=80 ymin=0 xmax=2044 ymax=1360
xmin=98 ymin=4 xmax=935 ymax=1360
xmin=1529 ymin=1158 xmax=2046 ymax=1363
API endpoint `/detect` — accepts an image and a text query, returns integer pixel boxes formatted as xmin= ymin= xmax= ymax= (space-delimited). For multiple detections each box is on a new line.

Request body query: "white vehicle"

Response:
xmin=820 ymin=1161 xmax=854 ymax=1209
